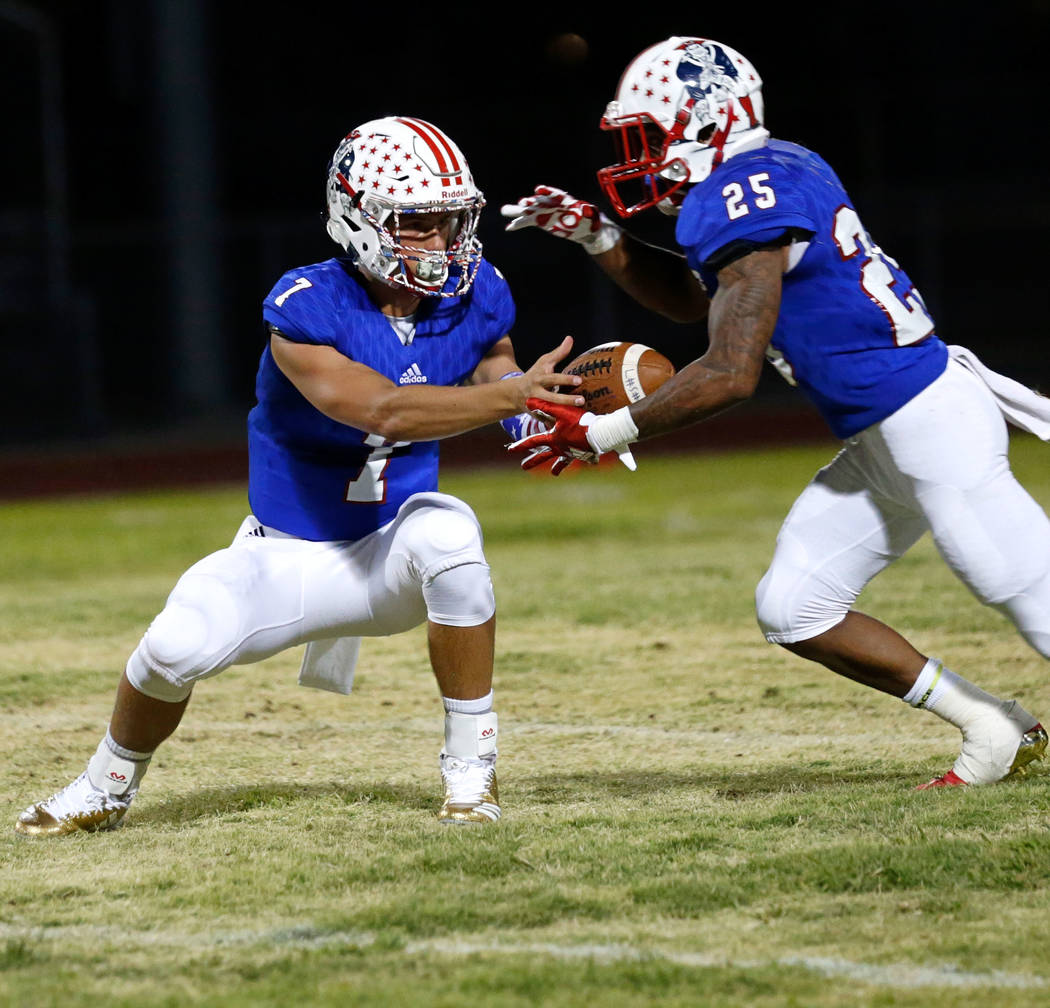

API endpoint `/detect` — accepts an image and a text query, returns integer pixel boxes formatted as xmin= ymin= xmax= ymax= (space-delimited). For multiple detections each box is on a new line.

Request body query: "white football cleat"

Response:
xmin=439 ymin=752 xmax=500 ymax=824
xmin=14 ymin=772 xmax=134 ymax=837
xmin=918 ymin=700 xmax=1047 ymax=789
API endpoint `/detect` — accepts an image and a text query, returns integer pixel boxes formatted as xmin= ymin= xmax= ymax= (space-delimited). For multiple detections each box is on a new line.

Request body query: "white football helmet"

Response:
xmin=325 ymin=116 xmax=485 ymax=297
xmin=597 ymin=37 xmax=769 ymax=217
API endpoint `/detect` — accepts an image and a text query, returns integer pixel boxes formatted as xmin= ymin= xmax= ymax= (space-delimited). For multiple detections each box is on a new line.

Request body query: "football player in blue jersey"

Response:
xmin=15 ymin=116 xmax=585 ymax=836
xmin=502 ymin=37 xmax=1050 ymax=789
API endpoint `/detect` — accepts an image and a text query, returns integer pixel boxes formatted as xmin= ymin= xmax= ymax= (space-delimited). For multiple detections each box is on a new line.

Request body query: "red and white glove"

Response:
xmin=500 ymin=186 xmax=622 ymax=255
xmin=507 ymin=398 xmax=639 ymax=476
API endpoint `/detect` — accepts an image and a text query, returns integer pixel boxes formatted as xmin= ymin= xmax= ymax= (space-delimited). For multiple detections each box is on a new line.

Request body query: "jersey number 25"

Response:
xmin=722 ymin=172 xmax=777 ymax=219
xmin=833 ymin=206 xmax=934 ymax=347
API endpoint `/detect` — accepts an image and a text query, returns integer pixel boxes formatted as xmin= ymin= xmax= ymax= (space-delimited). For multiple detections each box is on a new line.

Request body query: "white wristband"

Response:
xmin=580 ymin=221 xmax=622 ymax=256
xmin=585 ymin=406 xmax=639 ymax=456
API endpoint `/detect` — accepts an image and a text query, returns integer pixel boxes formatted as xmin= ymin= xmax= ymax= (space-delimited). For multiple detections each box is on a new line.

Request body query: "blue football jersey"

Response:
xmin=676 ymin=140 xmax=947 ymax=438
xmin=248 ymin=258 xmax=514 ymax=541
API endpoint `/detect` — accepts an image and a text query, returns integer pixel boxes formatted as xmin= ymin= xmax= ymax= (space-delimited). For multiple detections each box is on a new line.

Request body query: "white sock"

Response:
xmin=902 ymin=658 xmax=948 ymax=708
xmin=104 ymin=730 xmax=154 ymax=763
xmin=443 ymin=690 xmax=493 ymax=715
xmin=902 ymin=658 xmax=1003 ymax=730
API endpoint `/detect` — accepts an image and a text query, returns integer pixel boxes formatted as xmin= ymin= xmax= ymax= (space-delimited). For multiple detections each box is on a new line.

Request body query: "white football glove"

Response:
xmin=500 ymin=185 xmax=622 ymax=255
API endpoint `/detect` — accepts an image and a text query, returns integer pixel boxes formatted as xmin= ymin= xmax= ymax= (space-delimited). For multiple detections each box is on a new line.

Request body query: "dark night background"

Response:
xmin=2 ymin=2 xmax=1048 ymax=456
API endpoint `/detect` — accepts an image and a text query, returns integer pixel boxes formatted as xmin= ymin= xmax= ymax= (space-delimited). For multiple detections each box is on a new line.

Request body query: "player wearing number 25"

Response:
xmin=503 ymin=37 xmax=1050 ymax=788
xmin=15 ymin=117 xmax=582 ymax=837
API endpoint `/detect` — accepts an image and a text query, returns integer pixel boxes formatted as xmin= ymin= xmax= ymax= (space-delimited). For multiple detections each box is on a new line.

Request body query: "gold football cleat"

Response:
xmin=14 ymin=772 xmax=131 ymax=837
xmin=1004 ymin=723 xmax=1049 ymax=779
xmin=439 ymin=754 xmax=500 ymax=824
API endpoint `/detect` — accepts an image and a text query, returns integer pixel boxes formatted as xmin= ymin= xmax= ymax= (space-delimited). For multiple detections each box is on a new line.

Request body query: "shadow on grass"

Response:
xmin=136 ymin=762 xmax=920 ymax=829
xmin=519 ymin=763 xmax=918 ymax=804
xmin=140 ymin=779 xmax=434 ymax=828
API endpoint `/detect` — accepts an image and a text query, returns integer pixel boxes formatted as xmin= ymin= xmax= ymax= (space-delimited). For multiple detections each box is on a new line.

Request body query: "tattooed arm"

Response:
xmin=506 ymin=245 xmax=788 ymax=474
xmin=628 ymin=246 xmax=786 ymax=440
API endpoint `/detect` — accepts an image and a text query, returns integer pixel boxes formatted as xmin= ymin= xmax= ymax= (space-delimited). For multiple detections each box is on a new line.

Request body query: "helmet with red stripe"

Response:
xmin=597 ymin=37 xmax=768 ymax=217
xmin=325 ymin=116 xmax=485 ymax=296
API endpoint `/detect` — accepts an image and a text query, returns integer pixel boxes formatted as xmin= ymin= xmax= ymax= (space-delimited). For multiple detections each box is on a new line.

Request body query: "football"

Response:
xmin=560 ymin=342 xmax=675 ymax=414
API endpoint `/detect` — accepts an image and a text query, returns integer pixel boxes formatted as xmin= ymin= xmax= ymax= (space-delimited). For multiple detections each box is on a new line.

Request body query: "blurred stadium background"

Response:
xmin=2 ymin=3 xmax=1047 ymax=484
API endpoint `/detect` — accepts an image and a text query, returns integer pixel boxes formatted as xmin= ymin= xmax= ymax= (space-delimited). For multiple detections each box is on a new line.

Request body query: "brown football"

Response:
xmin=561 ymin=342 xmax=675 ymax=414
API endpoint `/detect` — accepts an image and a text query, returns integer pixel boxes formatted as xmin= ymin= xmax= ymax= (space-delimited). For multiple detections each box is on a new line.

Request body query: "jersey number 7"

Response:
xmin=345 ymin=434 xmax=411 ymax=503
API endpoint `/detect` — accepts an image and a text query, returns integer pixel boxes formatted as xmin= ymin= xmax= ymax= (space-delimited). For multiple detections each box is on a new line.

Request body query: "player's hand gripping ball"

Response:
xmin=560 ymin=341 xmax=675 ymax=413
xmin=513 ymin=342 xmax=674 ymax=475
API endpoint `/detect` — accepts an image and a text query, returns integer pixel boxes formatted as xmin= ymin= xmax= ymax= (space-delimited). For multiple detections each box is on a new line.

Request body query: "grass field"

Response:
xmin=2 ymin=438 xmax=1050 ymax=1007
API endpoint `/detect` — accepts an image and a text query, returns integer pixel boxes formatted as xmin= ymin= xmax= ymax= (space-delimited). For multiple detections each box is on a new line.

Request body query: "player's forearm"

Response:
xmin=628 ymin=266 xmax=776 ymax=438
xmin=628 ymin=357 xmax=754 ymax=438
xmin=352 ymin=381 xmax=524 ymax=442
xmin=593 ymin=234 xmax=709 ymax=323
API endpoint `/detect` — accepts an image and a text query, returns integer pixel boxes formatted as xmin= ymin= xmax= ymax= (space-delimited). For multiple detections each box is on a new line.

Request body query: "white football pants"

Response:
xmin=126 ymin=492 xmax=495 ymax=702
xmin=755 ymin=357 xmax=1050 ymax=656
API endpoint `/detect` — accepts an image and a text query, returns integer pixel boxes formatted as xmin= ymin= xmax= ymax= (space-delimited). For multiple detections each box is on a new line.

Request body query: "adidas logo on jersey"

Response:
xmin=399 ymin=363 xmax=428 ymax=385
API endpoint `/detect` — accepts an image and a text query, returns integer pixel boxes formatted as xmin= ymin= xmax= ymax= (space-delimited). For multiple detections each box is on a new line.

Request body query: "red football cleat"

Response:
xmin=916 ymin=769 xmax=968 ymax=790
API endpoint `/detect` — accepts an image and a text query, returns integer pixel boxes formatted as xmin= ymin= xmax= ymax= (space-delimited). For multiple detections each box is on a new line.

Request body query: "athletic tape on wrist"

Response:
xmin=581 ymin=223 xmax=622 ymax=256
xmin=586 ymin=405 xmax=639 ymax=455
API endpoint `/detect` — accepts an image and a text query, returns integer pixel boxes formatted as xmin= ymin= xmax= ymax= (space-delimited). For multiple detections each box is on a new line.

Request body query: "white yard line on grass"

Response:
xmin=411 ymin=940 xmax=1047 ymax=990
xmin=1 ymin=923 xmax=1045 ymax=990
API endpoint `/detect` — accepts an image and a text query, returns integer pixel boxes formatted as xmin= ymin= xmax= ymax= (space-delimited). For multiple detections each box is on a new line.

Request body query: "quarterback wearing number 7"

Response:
xmin=503 ymin=36 xmax=1050 ymax=789
xmin=15 ymin=116 xmax=582 ymax=836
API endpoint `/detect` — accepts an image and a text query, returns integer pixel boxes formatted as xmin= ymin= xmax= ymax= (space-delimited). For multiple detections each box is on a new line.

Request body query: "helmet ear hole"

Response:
xmin=325 ymin=217 xmax=351 ymax=250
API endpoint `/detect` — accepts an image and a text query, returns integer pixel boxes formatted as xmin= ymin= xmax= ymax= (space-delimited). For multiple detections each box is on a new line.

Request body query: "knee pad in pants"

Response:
xmin=126 ymin=572 xmax=241 ymax=701
xmin=755 ymin=555 xmax=851 ymax=644
xmin=395 ymin=493 xmax=487 ymax=581
xmin=393 ymin=494 xmax=493 ymax=627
